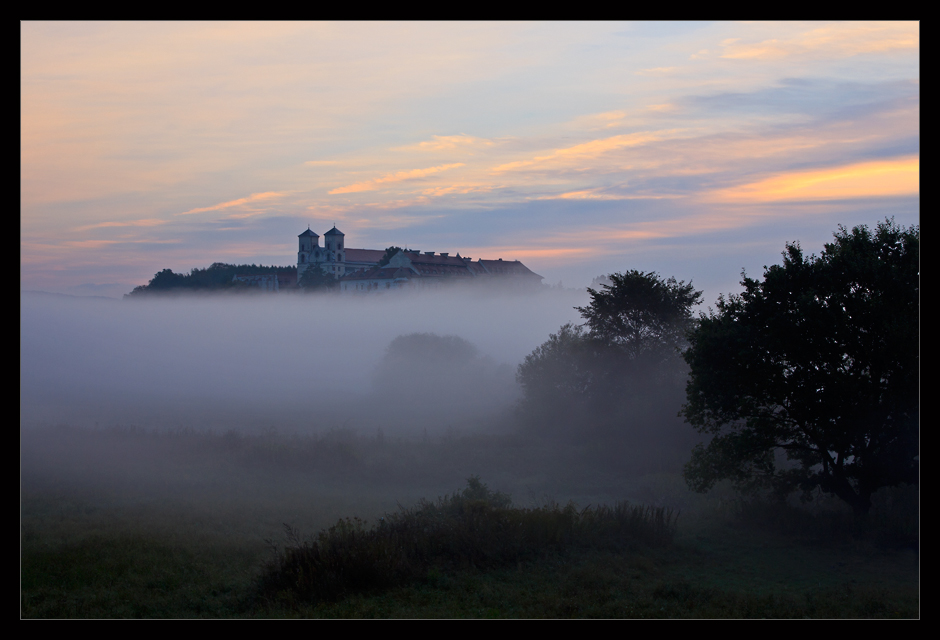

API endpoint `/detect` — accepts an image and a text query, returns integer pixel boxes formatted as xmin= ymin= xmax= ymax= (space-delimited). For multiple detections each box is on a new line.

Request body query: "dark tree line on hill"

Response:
xmin=517 ymin=219 xmax=918 ymax=518
xmin=126 ymin=263 xmax=297 ymax=296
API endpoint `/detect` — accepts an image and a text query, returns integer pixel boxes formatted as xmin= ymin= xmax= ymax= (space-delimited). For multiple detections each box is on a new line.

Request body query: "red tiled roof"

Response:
xmin=477 ymin=260 xmax=542 ymax=278
xmin=345 ymin=248 xmax=386 ymax=263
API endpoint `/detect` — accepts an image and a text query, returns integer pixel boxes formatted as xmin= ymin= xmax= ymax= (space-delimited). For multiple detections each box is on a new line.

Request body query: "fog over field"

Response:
xmin=21 ymin=288 xmax=589 ymax=436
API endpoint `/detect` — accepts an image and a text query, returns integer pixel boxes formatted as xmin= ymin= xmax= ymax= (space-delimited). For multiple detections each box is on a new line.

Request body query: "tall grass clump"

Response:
xmin=256 ymin=476 xmax=677 ymax=606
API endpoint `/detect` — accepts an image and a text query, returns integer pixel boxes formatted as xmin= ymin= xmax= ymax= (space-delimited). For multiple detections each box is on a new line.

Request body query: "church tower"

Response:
xmin=298 ymin=228 xmax=320 ymax=280
xmin=323 ymin=226 xmax=346 ymax=277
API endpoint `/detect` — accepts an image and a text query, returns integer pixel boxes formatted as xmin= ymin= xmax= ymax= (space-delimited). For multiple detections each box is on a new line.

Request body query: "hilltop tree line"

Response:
xmin=517 ymin=219 xmax=918 ymax=518
xmin=126 ymin=263 xmax=297 ymax=296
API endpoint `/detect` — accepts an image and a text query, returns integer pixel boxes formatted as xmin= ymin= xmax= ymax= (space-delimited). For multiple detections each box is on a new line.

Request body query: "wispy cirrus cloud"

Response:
xmin=635 ymin=66 xmax=681 ymax=76
xmin=719 ymin=22 xmax=918 ymax=61
xmin=566 ymin=110 xmax=630 ymax=131
xmin=537 ymin=189 xmax=684 ymax=201
xmin=60 ymin=238 xmax=183 ymax=249
xmin=176 ymin=192 xmax=286 ymax=216
xmin=74 ymin=218 xmax=167 ymax=232
xmin=490 ymin=130 xmax=684 ymax=174
xmin=420 ymin=183 xmax=497 ymax=197
xmin=329 ymin=163 xmax=465 ymax=195
xmin=396 ymin=134 xmax=494 ymax=152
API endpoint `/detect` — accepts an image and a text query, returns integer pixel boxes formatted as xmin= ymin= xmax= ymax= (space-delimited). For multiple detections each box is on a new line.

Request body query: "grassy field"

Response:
xmin=21 ymin=425 xmax=919 ymax=618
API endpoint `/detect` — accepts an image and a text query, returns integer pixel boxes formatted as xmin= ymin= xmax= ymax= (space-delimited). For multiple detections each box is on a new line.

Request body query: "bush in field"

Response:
xmin=256 ymin=476 xmax=678 ymax=605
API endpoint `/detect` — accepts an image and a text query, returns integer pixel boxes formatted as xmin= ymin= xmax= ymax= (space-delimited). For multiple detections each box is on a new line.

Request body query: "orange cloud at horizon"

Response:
xmin=709 ymin=156 xmax=919 ymax=203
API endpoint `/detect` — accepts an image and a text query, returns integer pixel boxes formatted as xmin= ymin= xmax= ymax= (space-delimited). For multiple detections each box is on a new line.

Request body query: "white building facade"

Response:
xmin=297 ymin=226 xmax=542 ymax=292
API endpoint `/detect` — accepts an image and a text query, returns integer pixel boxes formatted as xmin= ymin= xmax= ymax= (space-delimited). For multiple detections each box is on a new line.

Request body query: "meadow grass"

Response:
xmin=21 ymin=425 xmax=918 ymax=618
xmin=254 ymin=476 xmax=677 ymax=608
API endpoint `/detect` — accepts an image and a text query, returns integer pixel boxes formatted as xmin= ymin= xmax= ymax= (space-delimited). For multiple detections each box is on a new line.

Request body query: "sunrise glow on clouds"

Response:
xmin=20 ymin=21 xmax=918 ymax=299
xmin=329 ymin=163 xmax=467 ymax=195
xmin=717 ymin=22 xmax=919 ymax=60
xmin=178 ymin=192 xmax=288 ymax=216
xmin=711 ymin=156 xmax=919 ymax=203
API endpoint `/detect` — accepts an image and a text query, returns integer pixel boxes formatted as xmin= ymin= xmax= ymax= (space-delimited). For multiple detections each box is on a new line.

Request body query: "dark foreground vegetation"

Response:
xmin=257 ymin=477 xmax=677 ymax=608
xmin=22 ymin=425 xmax=918 ymax=618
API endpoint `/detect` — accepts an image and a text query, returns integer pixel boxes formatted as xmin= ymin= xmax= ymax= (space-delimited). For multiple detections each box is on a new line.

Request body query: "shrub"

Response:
xmin=256 ymin=476 xmax=678 ymax=605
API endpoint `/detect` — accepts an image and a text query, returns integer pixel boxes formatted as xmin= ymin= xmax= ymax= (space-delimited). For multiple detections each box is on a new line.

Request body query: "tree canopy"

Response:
xmin=681 ymin=219 xmax=919 ymax=516
xmin=126 ymin=263 xmax=295 ymax=296
xmin=517 ymin=271 xmax=702 ymax=453
xmin=299 ymin=265 xmax=338 ymax=292
xmin=377 ymin=246 xmax=404 ymax=268
xmin=577 ymin=271 xmax=703 ymax=363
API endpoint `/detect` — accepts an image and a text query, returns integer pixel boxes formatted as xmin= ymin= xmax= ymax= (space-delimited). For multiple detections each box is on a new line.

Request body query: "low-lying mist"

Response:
xmin=21 ymin=287 xmax=588 ymax=436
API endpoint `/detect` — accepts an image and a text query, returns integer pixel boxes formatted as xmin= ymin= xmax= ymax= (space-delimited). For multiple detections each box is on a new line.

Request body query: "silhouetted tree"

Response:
xmin=578 ymin=270 xmax=703 ymax=366
xmin=682 ymin=219 xmax=919 ymax=517
xmin=377 ymin=246 xmax=404 ymax=268
xmin=516 ymin=323 xmax=593 ymax=404
xmin=518 ymin=271 xmax=702 ymax=447
xmin=146 ymin=268 xmax=188 ymax=290
xmin=299 ymin=266 xmax=338 ymax=292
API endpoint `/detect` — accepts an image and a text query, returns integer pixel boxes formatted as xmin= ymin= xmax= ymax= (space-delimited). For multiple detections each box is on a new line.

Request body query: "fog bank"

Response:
xmin=21 ymin=288 xmax=588 ymax=435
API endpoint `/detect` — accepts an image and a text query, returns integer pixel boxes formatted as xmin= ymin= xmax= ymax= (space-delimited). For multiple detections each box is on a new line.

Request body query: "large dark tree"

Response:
xmin=682 ymin=219 xmax=919 ymax=517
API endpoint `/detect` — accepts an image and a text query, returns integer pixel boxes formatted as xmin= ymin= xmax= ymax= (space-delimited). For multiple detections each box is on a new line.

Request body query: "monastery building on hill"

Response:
xmin=298 ymin=226 xmax=542 ymax=292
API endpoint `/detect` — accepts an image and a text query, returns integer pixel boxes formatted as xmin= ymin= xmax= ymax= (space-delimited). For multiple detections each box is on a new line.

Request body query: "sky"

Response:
xmin=21 ymin=21 xmax=919 ymax=301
